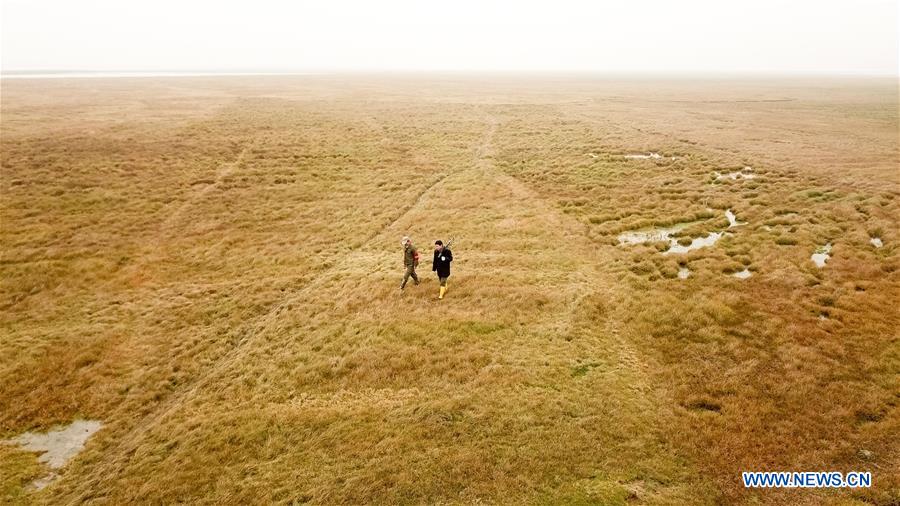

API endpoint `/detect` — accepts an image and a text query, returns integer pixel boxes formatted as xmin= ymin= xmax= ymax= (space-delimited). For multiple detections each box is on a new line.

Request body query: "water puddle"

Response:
xmin=4 ymin=420 xmax=103 ymax=490
xmin=678 ymin=267 xmax=691 ymax=279
xmin=663 ymin=232 xmax=723 ymax=254
xmin=617 ymin=223 xmax=688 ymax=246
xmin=624 ymin=152 xmax=676 ymax=160
xmin=732 ymin=269 xmax=752 ymax=279
xmin=811 ymin=244 xmax=832 ymax=268
xmin=725 ymin=209 xmax=744 ymax=228
xmin=715 ymin=167 xmax=756 ymax=181
xmin=870 ymin=237 xmax=883 ymax=248
xmin=618 ymin=210 xmax=735 ymax=255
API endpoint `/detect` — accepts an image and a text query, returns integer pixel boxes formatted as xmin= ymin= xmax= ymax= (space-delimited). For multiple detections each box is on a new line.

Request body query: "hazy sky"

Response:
xmin=2 ymin=0 xmax=898 ymax=74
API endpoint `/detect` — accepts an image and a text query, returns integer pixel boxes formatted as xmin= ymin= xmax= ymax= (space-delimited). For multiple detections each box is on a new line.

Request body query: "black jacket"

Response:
xmin=432 ymin=248 xmax=453 ymax=277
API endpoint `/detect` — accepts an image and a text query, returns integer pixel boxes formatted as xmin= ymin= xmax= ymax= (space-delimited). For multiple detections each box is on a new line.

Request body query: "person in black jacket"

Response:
xmin=432 ymin=240 xmax=453 ymax=300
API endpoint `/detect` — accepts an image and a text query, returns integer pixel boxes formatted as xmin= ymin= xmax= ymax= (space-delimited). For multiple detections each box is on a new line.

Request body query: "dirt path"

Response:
xmin=159 ymin=143 xmax=254 ymax=233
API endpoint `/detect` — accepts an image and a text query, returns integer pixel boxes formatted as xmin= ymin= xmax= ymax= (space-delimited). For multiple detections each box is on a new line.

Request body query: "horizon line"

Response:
xmin=3 ymin=68 xmax=898 ymax=79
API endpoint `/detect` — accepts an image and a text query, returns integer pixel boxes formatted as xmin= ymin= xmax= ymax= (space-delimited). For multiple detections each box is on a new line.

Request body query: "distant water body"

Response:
xmin=1 ymin=71 xmax=324 ymax=79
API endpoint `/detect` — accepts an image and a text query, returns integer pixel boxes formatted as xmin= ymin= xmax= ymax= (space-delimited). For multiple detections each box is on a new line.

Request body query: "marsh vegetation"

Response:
xmin=1 ymin=76 xmax=897 ymax=505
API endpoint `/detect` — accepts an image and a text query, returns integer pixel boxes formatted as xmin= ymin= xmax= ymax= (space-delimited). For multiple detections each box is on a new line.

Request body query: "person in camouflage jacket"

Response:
xmin=400 ymin=236 xmax=420 ymax=290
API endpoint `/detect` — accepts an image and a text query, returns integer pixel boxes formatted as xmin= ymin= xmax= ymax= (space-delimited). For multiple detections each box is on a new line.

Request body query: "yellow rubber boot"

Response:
xmin=439 ymin=286 xmax=446 ymax=300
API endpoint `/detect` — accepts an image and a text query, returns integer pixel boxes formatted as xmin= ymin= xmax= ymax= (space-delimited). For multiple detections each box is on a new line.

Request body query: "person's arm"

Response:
xmin=432 ymin=251 xmax=438 ymax=271
xmin=413 ymin=248 xmax=419 ymax=267
xmin=445 ymin=249 xmax=453 ymax=262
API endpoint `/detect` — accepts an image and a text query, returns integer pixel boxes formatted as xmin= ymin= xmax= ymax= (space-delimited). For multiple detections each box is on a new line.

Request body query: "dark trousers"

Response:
xmin=401 ymin=265 xmax=418 ymax=288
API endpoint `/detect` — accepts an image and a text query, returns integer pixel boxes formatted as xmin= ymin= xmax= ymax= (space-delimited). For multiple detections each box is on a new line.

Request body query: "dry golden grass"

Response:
xmin=1 ymin=75 xmax=897 ymax=505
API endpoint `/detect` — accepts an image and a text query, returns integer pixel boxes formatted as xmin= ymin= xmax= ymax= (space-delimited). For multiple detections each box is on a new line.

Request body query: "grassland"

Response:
xmin=1 ymin=75 xmax=897 ymax=505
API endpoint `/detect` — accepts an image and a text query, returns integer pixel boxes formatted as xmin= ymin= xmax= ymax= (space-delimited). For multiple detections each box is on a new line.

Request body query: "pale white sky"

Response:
xmin=1 ymin=0 xmax=898 ymax=74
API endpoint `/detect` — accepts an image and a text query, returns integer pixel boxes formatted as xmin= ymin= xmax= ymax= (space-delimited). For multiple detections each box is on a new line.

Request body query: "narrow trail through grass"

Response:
xmin=160 ymin=143 xmax=255 ymax=232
